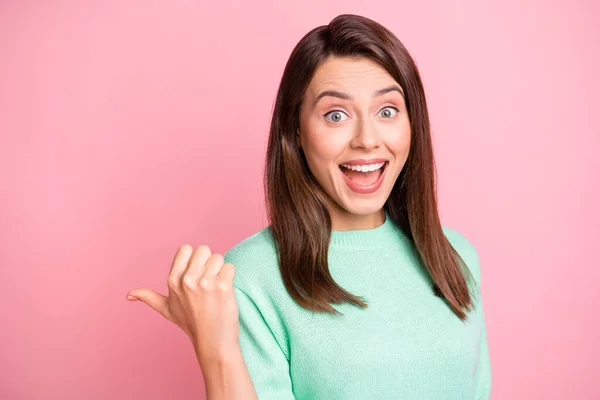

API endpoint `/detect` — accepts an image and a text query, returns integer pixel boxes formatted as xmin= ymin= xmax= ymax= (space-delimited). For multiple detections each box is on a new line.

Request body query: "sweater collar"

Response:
xmin=329 ymin=210 xmax=410 ymax=249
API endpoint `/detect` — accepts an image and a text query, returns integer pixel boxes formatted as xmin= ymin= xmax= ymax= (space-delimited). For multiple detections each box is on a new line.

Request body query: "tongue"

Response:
xmin=343 ymin=168 xmax=382 ymax=185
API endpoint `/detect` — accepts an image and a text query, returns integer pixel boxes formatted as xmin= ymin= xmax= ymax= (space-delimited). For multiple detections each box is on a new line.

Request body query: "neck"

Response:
xmin=330 ymin=207 xmax=386 ymax=231
xmin=329 ymin=208 xmax=409 ymax=249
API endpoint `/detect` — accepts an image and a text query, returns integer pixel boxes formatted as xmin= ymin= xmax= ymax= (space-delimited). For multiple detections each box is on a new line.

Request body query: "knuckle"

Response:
xmin=167 ymin=277 xmax=179 ymax=290
xmin=182 ymin=276 xmax=196 ymax=289
xmin=198 ymin=278 xmax=213 ymax=291
xmin=215 ymin=281 xmax=230 ymax=292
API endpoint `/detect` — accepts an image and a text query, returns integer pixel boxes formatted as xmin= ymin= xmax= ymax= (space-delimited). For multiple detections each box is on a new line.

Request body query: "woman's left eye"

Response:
xmin=378 ymin=106 xmax=399 ymax=118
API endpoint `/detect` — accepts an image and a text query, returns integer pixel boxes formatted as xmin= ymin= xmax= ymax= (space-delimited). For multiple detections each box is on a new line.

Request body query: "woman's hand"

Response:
xmin=127 ymin=245 xmax=240 ymax=367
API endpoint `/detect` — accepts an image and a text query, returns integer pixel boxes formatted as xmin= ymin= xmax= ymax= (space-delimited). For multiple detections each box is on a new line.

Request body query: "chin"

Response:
xmin=338 ymin=196 xmax=388 ymax=216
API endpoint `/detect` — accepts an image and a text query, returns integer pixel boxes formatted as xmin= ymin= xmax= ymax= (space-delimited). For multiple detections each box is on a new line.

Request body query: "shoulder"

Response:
xmin=223 ymin=227 xmax=280 ymax=291
xmin=441 ymin=226 xmax=482 ymax=284
xmin=223 ymin=226 xmax=278 ymax=267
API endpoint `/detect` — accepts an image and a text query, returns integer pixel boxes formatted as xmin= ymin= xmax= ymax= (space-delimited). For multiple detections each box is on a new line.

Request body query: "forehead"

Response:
xmin=305 ymin=56 xmax=397 ymax=97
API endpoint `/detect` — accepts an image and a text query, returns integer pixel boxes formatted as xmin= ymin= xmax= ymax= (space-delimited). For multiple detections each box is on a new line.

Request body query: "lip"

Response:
xmin=339 ymin=158 xmax=388 ymax=166
xmin=340 ymin=161 xmax=389 ymax=194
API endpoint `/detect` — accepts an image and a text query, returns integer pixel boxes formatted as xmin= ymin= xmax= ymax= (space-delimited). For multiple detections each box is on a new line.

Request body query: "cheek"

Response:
xmin=386 ymin=121 xmax=411 ymax=156
xmin=302 ymin=130 xmax=345 ymax=166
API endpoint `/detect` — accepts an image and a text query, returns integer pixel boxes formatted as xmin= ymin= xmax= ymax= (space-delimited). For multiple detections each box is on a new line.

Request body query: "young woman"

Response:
xmin=128 ymin=13 xmax=492 ymax=400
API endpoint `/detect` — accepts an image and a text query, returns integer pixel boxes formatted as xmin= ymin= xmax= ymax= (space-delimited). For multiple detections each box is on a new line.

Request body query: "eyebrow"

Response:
xmin=313 ymin=84 xmax=405 ymax=106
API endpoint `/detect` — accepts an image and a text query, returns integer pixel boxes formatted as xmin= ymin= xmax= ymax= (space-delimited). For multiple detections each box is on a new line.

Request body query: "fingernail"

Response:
xmin=127 ymin=295 xmax=137 ymax=301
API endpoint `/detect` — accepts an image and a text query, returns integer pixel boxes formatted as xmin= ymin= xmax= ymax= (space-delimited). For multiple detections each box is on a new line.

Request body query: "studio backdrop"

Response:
xmin=0 ymin=1 xmax=598 ymax=399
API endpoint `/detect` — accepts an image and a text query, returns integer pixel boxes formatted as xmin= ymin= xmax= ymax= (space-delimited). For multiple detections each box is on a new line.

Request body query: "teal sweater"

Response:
xmin=224 ymin=212 xmax=492 ymax=399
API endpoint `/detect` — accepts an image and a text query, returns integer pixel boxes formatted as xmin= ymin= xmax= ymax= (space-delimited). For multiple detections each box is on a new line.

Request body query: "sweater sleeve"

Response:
xmin=474 ymin=297 xmax=492 ymax=399
xmin=443 ymin=226 xmax=492 ymax=399
xmin=472 ymin=250 xmax=492 ymax=400
xmin=233 ymin=285 xmax=295 ymax=400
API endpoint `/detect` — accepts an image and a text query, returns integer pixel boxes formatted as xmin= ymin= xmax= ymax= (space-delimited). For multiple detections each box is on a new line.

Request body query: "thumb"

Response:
xmin=127 ymin=288 xmax=171 ymax=321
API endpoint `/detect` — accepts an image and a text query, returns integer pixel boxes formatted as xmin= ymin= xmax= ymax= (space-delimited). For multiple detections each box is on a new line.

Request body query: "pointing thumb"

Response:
xmin=127 ymin=288 xmax=170 ymax=319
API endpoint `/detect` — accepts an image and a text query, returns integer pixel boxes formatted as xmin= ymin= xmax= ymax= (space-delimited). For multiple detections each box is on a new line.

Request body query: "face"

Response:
xmin=298 ymin=56 xmax=411 ymax=230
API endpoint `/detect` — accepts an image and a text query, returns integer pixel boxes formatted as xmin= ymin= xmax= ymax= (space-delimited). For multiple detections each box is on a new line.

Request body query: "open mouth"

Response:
xmin=339 ymin=161 xmax=389 ymax=186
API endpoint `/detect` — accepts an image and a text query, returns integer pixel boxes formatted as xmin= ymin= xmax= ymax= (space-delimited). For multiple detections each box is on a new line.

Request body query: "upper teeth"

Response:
xmin=340 ymin=162 xmax=385 ymax=172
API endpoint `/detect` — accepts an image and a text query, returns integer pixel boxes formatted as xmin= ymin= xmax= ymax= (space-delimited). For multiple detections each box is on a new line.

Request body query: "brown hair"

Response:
xmin=264 ymin=14 xmax=476 ymax=320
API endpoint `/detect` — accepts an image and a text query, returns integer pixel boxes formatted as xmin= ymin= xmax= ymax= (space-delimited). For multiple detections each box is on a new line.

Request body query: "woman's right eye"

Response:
xmin=324 ymin=110 xmax=349 ymax=123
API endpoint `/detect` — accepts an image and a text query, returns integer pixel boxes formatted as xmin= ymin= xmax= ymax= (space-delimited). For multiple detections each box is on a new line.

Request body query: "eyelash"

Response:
xmin=323 ymin=106 xmax=399 ymax=123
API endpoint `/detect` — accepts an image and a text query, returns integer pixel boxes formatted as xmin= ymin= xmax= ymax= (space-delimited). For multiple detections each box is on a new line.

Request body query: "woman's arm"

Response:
xmin=199 ymin=346 xmax=258 ymax=400
xmin=127 ymin=245 xmax=259 ymax=400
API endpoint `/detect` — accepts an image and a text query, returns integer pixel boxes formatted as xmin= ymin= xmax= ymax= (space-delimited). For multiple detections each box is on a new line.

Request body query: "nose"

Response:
xmin=350 ymin=118 xmax=382 ymax=150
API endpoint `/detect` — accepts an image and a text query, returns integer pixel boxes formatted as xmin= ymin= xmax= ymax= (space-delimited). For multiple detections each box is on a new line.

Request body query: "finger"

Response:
xmin=182 ymin=245 xmax=213 ymax=284
xmin=127 ymin=288 xmax=173 ymax=322
xmin=201 ymin=253 xmax=225 ymax=279
xmin=167 ymin=244 xmax=194 ymax=291
xmin=217 ymin=262 xmax=236 ymax=283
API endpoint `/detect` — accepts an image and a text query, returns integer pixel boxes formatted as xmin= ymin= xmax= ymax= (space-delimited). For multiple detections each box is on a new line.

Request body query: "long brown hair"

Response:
xmin=265 ymin=14 xmax=476 ymax=320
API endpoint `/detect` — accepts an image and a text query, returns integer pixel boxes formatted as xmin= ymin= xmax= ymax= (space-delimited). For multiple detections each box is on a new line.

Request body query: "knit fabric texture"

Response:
xmin=223 ymin=211 xmax=492 ymax=399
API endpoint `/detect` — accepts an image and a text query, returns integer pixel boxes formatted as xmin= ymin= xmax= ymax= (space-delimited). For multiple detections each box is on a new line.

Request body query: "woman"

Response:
xmin=127 ymin=13 xmax=492 ymax=400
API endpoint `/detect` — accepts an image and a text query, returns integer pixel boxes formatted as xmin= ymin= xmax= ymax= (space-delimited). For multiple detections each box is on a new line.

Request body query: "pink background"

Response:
xmin=1 ymin=1 xmax=598 ymax=399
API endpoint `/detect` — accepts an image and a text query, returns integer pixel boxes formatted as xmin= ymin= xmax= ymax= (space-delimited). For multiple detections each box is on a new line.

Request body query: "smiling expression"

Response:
xmin=298 ymin=56 xmax=412 ymax=229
